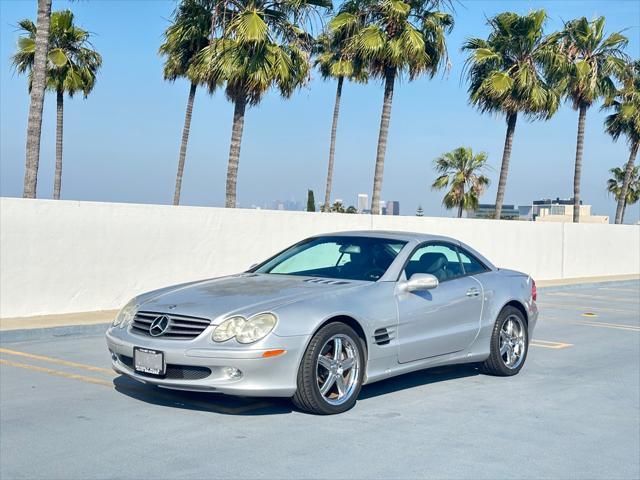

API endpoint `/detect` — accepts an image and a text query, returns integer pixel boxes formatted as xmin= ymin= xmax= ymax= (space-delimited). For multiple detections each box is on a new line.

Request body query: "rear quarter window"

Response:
xmin=457 ymin=248 xmax=489 ymax=275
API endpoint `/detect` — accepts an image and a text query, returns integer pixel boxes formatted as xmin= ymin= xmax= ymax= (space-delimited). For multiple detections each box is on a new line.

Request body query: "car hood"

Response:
xmin=137 ymin=273 xmax=364 ymax=322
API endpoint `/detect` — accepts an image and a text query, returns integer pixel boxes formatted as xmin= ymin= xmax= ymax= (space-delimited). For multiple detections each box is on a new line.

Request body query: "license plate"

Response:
xmin=133 ymin=347 xmax=165 ymax=376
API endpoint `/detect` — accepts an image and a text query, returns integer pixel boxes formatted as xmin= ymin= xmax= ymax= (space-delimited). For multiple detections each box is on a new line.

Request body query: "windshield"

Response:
xmin=254 ymin=236 xmax=407 ymax=281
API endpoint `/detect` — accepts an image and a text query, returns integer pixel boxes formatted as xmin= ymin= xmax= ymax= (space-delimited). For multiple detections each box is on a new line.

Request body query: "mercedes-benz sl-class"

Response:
xmin=106 ymin=231 xmax=538 ymax=414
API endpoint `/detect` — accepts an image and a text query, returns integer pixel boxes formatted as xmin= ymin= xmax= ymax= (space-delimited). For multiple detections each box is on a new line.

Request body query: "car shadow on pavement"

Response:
xmin=112 ymin=375 xmax=293 ymax=416
xmin=112 ymin=364 xmax=480 ymax=416
xmin=359 ymin=364 xmax=480 ymax=400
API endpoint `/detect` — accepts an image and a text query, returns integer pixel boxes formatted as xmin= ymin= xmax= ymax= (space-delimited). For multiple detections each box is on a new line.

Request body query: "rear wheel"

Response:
xmin=481 ymin=306 xmax=528 ymax=376
xmin=292 ymin=322 xmax=365 ymax=415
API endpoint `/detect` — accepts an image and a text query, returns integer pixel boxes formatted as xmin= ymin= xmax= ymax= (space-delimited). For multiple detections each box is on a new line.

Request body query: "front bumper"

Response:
xmin=105 ymin=327 xmax=309 ymax=397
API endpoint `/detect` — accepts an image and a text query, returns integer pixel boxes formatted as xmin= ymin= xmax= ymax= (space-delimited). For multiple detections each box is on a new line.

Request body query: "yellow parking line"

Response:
xmin=530 ymin=340 xmax=573 ymax=349
xmin=0 ymin=347 xmax=114 ymax=375
xmin=0 ymin=349 xmax=271 ymax=415
xmin=0 ymin=359 xmax=114 ymax=387
xmin=574 ymin=321 xmax=640 ymax=332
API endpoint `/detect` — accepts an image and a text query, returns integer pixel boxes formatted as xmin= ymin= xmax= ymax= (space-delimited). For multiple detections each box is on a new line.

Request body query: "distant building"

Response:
xmin=518 ymin=205 xmax=533 ymax=221
xmin=532 ymin=197 xmax=608 ymax=223
xmin=468 ymin=204 xmax=520 ymax=220
xmin=379 ymin=200 xmax=387 ymax=215
xmin=385 ymin=200 xmax=400 ymax=216
xmin=467 ymin=197 xmax=609 ymax=223
xmin=357 ymin=194 xmax=369 ymax=213
xmin=269 ymin=199 xmax=304 ymax=211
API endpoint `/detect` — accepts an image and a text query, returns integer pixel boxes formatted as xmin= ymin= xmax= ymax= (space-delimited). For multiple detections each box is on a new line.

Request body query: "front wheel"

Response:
xmin=481 ymin=306 xmax=529 ymax=376
xmin=292 ymin=322 xmax=365 ymax=415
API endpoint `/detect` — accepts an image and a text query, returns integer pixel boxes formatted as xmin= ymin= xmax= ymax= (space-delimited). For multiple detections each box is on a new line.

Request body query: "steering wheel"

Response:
xmin=363 ymin=268 xmax=386 ymax=280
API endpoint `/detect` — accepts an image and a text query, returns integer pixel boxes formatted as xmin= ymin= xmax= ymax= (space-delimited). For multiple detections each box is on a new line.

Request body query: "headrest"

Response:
xmin=419 ymin=252 xmax=448 ymax=272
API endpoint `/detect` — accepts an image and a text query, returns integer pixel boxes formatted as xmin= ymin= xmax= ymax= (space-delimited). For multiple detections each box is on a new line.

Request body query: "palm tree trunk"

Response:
xmin=614 ymin=141 xmax=638 ymax=224
xmin=53 ymin=90 xmax=63 ymax=200
xmin=323 ymin=77 xmax=344 ymax=213
xmin=173 ymin=82 xmax=197 ymax=206
xmin=572 ymin=103 xmax=588 ymax=223
xmin=371 ymin=68 xmax=396 ymax=215
xmin=23 ymin=0 xmax=52 ymax=199
xmin=225 ymin=95 xmax=247 ymax=208
xmin=494 ymin=112 xmax=518 ymax=219
xmin=622 ymin=201 xmax=627 ymax=224
xmin=457 ymin=185 xmax=464 ymax=218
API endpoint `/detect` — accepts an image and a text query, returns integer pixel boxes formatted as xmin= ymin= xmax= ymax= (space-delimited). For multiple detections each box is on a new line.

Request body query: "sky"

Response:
xmin=1 ymin=0 xmax=639 ymax=223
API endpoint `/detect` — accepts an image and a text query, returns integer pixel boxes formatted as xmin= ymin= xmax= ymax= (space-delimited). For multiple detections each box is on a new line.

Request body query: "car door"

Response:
xmin=396 ymin=242 xmax=483 ymax=364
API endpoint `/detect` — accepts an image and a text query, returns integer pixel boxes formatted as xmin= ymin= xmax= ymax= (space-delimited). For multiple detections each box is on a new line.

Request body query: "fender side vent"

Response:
xmin=374 ymin=327 xmax=395 ymax=346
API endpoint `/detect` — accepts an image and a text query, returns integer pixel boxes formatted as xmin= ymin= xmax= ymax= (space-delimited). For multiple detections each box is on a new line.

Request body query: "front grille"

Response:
xmin=130 ymin=311 xmax=211 ymax=340
xmin=118 ymin=355 xmax=211 ymax=380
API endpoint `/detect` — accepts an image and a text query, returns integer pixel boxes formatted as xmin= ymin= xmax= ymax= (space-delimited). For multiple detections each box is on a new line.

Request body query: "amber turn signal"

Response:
xmin=262 ymin=349 xmax=286 ymax=358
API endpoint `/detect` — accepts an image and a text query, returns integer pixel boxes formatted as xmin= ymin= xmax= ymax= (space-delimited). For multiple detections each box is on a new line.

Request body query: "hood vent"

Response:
xmin=373 ymin=327 xmax=396 ymax=346
xmin=303 ymin=278 xmax=351 ymax=286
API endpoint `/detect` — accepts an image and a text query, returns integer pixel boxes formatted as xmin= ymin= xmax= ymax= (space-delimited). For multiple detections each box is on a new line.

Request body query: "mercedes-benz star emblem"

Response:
xmin=149 ymin=315 xmax=170 ymax=337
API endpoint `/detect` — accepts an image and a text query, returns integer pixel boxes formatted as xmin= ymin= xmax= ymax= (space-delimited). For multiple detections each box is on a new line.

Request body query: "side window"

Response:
xmin=457 ymin=248 xmax=489 ymax=275
xmin=404 ymin=243 xmax=463 ymax=282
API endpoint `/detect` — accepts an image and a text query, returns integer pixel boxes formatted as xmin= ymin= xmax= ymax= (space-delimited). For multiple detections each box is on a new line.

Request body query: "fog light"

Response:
xmin=222 ymin=367 xmax=242 ymax=379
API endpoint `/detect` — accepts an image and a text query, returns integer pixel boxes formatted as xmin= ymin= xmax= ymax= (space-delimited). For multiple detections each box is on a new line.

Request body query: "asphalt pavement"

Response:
xmin=1 ymin=281 xmax=638 ymax=479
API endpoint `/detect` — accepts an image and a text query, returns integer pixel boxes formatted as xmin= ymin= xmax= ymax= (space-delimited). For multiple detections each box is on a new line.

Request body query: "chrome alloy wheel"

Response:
xmin=316 ymin=334 xmax=360 ymax=406
xmin=500 ymin=315 xmax=526 ymax=369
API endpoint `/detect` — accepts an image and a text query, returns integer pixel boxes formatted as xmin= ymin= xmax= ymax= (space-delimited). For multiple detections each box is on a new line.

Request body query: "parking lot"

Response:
xmin=1 ymin=281 xmax=639 ymax=479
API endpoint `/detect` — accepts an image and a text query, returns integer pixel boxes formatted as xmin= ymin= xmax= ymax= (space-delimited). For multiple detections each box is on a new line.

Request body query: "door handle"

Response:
xmin=466 ymin=288 xmax=480 ymax=297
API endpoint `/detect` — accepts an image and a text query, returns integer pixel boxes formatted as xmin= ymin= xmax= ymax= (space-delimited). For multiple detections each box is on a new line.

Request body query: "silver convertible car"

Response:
xmin=106 ymin=231 xmax=538 ymax=414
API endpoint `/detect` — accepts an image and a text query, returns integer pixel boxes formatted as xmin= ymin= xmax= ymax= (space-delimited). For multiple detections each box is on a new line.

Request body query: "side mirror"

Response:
xmin=404 ymin=273 xmax=439 ymax=292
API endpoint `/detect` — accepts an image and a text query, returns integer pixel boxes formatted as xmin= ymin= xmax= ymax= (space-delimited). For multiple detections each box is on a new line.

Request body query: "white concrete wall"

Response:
xmin=1 ymin=197 xmax=638 ymax=318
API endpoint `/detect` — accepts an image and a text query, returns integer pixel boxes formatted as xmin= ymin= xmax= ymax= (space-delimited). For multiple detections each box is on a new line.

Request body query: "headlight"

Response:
xmin=212 ymin=316 xmax=246 ymax=342
xmin=113 ymin=299 xmax=138 ymax=328
xmin=236 ymin=313 xmax=277 ymax=344
xmin=211 ymin=313 xmax=277 ymax=344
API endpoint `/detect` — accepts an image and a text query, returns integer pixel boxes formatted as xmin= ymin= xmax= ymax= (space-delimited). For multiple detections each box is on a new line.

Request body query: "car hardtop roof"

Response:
xmin=310 ymin=230 xmax=458 ymax=244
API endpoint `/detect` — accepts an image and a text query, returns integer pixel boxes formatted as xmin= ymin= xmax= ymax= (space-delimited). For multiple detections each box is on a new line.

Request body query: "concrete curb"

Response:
xmin=0 ymin=323 xmax=110 ymax=343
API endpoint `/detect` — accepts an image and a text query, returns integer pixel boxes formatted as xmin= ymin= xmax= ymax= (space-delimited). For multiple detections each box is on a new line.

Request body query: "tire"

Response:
xmin=292 ymin=322 xmax=365 ymax=415
xmin=481 ymin=306 xmax=529 ymax=376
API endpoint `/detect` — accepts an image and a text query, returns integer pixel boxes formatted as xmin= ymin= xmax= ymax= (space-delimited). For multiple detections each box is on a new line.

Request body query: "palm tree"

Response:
xmin=13 ymin=10 xmax=102 ymax=200
xmin=314 ymin=24 xmax=367 ymax=212
xmin=431 ymin=147 xmax=490 ymax=218
xmin=603 ymin=60 xmax=639 ymax=224
xmin=22 ymin=0 xmax=52 ymax=199
xmin=463 ymin=10 xmax=561 ymax=220
xmin=331 ymin=0 xmax=454 ymax=214
xmin=191 ymin=0 xmax=330 ymax=208
xmin=607 ymin=165 xmax=640 ymax=224
xmin=551 ymin=17 xmax=628 ymax=222
xmin=160 ymin=0 xmax=213 ymax=206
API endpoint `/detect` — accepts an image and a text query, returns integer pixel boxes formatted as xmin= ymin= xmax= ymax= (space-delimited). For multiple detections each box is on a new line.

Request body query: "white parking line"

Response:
xmin=574 ymin=320 xmax=640 ymax=332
